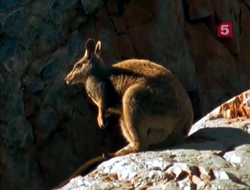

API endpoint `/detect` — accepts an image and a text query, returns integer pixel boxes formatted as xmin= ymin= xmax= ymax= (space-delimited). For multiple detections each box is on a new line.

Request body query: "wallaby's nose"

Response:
xmin=65 ymin=76 xmax=69 ymax=84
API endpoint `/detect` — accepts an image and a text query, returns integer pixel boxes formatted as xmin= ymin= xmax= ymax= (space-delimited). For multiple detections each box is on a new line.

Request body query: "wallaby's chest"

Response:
xmin=86 ymin=88 xmax=122 ymax=115
xmin=86 ymin=91 xmax=99 ymax=105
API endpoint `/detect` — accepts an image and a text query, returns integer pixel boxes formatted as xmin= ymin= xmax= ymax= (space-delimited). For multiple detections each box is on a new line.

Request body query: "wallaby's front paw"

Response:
xmin=97 ymin=115 xmax=108 ymax=129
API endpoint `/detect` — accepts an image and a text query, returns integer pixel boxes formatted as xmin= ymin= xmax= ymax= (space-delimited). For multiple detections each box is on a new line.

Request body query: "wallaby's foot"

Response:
xmin=102 ymin=143 xmax=143 ymax=159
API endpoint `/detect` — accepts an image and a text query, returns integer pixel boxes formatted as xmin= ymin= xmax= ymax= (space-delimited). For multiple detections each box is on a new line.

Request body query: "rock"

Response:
xmin=70 ymin=11 xmax=88 ymax=31
xmin=1 ymin=0 xmax=250 ymax=189
xmin=117 ymin=34 xmax=135 ymax=59
xmin=189 ymin=89 xmax=250 ymax=135
xmin=123 ymin=3 xmax=153 ymax=27
xmin=24 ymin=100 xmax=36 ymax=117
xmin=23 ymin=75 xmax=44 ymax=94
xmin=0 ymin=74 xmax=41 ymax=190
xmin=184 ymin=0 xmax=213 ymax=20
xmin=106 ymin=0 xmax=120 ymax=16
xmin=80 ymin=0 xmax=104 ymax=15
xmin=56 ymin=90 xmax=250 ymax=190
xmin=0 ymin=39 xmax=31 ymax=79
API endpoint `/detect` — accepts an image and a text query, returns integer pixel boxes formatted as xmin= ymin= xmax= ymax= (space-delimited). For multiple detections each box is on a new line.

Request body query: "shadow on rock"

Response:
xmin=172 ymin=126 xmax=250 ymax=152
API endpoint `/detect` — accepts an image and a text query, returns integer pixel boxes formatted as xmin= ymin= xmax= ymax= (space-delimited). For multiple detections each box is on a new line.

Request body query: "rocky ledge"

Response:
xmin=57 ymin=90 xmax=250 ymax=190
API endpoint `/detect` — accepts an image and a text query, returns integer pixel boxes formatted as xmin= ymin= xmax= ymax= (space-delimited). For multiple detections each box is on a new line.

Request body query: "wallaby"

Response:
xmin=54 ymin=38 xmax=193 ymax=189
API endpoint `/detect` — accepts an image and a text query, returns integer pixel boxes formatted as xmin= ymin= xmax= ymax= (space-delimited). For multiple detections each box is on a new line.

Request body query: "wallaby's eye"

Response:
xmin=76 ymin=64 xmax=82 ymax=69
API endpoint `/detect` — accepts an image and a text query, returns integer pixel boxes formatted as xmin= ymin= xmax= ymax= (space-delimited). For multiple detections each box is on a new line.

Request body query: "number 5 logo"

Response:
xmin=217 ymin=22 xmax=233 ymax=37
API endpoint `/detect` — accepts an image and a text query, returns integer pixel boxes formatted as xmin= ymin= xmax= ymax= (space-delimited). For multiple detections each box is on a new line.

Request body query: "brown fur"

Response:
xmin=56 ymin=38 xmax=193 ymax=188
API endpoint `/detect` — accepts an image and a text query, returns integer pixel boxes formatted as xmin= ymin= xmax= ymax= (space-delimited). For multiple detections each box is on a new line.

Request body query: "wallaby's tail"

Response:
xmin=52 ymin=156 xmax=105 ymax=189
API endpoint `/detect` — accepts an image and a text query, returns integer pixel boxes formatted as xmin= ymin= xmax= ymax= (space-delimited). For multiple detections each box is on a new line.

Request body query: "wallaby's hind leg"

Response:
xmin=104 ymin=84 xmax=148 ymax=158
xmin=103 ymin=117 xmax=133 ymax=158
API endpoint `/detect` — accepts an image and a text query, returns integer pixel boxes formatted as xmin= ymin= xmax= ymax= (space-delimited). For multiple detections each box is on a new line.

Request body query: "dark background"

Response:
xmin=0 ymin=0 xmax=249 ymax=189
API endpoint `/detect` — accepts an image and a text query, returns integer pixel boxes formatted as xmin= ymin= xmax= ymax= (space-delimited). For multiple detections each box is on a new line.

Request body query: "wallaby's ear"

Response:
xmin=95 ymin=41 xmax=101 ymax=56
xmin=85 ymin=38 xmax=96 ymax=59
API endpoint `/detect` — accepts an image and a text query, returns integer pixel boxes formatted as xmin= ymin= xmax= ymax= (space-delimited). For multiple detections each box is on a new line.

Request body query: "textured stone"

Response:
xmin=123 ymin=3 xmax=153 ymax=27
xmin=80 ymin=0 xmax=104 ymax=15
xmin=111 ymin=16 xmax=127 ymax=34
xmin=117 ymin=34 xmax=135 ymax=59
xmin=24 ymin=100 xmax=36 ymax=117
xmin=185 ymin=0 xmax=213 ymax=20
xmin=106 ymin=0 xmax=118 ymax=15
xmin=70 ymin=11 xmax=88 ymax=31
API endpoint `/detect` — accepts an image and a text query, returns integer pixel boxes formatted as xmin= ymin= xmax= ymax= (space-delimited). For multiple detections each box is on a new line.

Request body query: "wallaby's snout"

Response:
xmin=64 ymin=76 xmax=69 ymax=84
xmin=64 ymin=73 xmax=72 ymax=85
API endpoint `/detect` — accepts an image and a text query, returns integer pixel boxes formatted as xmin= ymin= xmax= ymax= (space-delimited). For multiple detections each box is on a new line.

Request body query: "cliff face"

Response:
xmin=0 ymin=0 xmax=249 ymax=189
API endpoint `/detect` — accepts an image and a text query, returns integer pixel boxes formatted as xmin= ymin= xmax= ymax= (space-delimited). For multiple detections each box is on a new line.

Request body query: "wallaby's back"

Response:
xmin=106 ymin=58 xmax=193 ymax=149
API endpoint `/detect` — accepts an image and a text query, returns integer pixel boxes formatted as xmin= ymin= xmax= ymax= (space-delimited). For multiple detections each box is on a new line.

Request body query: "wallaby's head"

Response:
xmin=65 ymin=38 xmax=105 ymax=85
